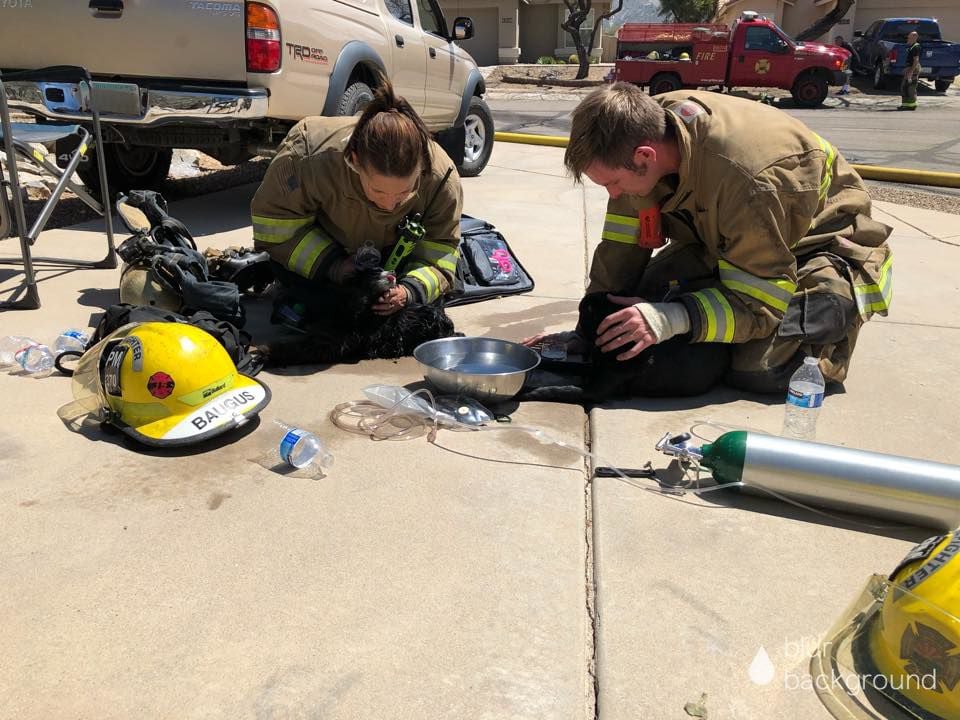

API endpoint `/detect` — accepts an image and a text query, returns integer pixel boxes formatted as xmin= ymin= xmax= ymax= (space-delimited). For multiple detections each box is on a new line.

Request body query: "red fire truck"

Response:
xmin=611 ymin=11 xmax=850 ymax=107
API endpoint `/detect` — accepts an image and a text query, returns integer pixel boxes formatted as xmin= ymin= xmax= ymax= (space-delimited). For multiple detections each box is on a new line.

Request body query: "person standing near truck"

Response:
xmin=835 ymin=34 xmax=859 ymax=95
xmin=251 ymin=80 xmax=463 ymax=322
xmin=524 ymin=83 xmax=893 ymax=395
xmin=899 ymin=30 xmax=921 ymax=110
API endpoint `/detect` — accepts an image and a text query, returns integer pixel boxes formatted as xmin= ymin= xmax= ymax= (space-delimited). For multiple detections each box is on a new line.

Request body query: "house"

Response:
xmin=716 ymin=0 xmax=960 ymax=44
xmin=438 ymin=0 xmax=613 ymax=65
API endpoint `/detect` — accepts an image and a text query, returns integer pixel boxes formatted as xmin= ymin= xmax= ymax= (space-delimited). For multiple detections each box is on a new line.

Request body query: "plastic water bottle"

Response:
xmin=0 ymin=336 xmax=32 ymax=368
xmin=0 ymin=336 xmax=55 ymax=377
xmin=782 ymin=356 xmax=825 ymax=441
xmin=53 ymin=328 xmax=90 ymax=355
xmin=272 ymin=420 xmax=333 ymax=470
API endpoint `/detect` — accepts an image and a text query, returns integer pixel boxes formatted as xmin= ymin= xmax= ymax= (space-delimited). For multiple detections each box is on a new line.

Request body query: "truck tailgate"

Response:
xmin=921 ymin=43 xmax=960 ymax=69
xmin=0 ymin=1 xmax=247 ymax=82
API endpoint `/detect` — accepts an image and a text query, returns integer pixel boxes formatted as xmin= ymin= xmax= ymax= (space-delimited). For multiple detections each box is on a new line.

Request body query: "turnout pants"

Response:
xmin=901 ymin=68 xmax=920 ymax=108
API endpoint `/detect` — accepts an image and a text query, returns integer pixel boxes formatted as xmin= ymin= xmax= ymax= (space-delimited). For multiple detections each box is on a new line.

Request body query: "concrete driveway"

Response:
xmin=1 ymin=141 xmax=959 ymax=719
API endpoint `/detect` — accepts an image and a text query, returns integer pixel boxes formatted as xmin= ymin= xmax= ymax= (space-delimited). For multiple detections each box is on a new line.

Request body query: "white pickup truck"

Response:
xmin=0 ymin=0 xmax=494 ymax=190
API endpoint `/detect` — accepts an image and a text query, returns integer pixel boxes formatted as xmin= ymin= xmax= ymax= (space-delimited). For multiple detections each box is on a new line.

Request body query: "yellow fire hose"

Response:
xmin=494 ymin=131 xmax=960 ymax=189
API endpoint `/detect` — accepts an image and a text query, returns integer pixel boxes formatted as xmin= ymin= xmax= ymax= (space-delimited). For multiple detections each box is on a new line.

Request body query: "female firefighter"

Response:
xmin=251 ymin=79 xmax=463 ymax=322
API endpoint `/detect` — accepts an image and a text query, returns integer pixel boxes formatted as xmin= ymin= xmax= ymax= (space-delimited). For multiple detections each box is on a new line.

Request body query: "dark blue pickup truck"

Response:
xmin=852 ymin=17 xmax=959 ymax=92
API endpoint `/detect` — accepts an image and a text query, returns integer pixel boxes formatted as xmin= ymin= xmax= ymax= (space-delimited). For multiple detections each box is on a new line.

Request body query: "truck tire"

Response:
xmin=649 ymin=73 xmax=681 ymax=96
xmin=78 ymin=145 xmax=173 ymax=194
xmin=935 ymin=79 xmax=953 ymax=93
xmin=458 ymin=96 xmax=494 ymax=178
xmin=873 ymin=62 xmax=891 ymax=90
xmin=791 ymin=73 xmax=828 ymax=107
xmin=337 ymin=81 xmax=374 ymax=116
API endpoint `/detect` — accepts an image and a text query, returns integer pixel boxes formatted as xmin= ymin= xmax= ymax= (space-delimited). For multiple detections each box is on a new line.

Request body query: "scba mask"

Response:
xmin=61 ymin=322 xmax=270 ymax=447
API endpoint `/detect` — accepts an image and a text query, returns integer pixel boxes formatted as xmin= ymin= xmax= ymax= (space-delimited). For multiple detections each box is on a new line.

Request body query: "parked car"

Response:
xmin=611 ymin=11 xmax=850 ymax=107
xmin=0 ymin=0 xmax=495 ymax=191
xmin=852 ymin=17 xmax=959 ymax=92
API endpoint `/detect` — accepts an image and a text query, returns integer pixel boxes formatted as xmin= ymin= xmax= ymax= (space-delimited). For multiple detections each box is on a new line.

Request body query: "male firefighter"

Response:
xmin=525 ymin=83 xmax=893 ymax=394
xmin=900 ymin=30 xmax=921 ymax=110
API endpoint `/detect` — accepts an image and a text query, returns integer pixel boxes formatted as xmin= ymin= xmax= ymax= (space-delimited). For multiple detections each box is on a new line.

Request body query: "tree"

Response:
xmin=657 ymin=0 xmax=719 ymax=24
xmin=561 ymin=0 xmax=625 ymax=80
xmin=794 ymin=0 xmax=855 ymax=42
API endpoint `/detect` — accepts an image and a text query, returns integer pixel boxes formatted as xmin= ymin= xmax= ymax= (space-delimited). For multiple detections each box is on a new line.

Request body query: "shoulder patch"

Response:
xmin=673 ymin=101 xmax=705 ymax=124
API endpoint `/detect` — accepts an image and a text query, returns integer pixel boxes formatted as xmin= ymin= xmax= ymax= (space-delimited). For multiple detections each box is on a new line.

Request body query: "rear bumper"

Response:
xmin=3 ymin=79 xmax=268 ymax=126
xmin=921 ymin=69 xmax=958 ymax=80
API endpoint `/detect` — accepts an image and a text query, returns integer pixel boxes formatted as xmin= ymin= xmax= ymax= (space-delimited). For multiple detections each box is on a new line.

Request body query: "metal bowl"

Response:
xmin=414 ymin=336 xmax=541 ymax=402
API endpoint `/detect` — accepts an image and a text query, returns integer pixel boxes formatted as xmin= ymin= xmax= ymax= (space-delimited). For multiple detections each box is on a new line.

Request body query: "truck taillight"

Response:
xmin=887 ymin=48 xmax=897 ymax=63
xmin=246 ymin=2 xmax=280 ymax=73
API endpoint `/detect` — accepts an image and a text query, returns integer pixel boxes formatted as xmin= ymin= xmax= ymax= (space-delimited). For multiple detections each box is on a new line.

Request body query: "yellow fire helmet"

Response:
xmin=62 ymin=322 xmax=270 ymax=447
xmin=811 ymin=530 xmax=960 ymax=719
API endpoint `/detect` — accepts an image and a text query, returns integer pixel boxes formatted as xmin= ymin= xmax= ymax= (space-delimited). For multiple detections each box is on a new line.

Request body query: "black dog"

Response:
xmin=257 ymin=267 xmax=456 ymax=367
xmin=518 ymin=292 xmax=730 ymax=403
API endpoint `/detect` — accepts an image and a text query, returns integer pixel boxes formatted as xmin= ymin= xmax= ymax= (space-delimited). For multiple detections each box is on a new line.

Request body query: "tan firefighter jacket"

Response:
xmin=588 ymin=90 xmax=893 ymax=347
xmin=251 ymin=115 xmax=463 ymax=304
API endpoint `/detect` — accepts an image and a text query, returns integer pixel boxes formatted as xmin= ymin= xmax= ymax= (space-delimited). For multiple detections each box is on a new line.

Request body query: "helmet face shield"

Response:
xmin=58 ymin=322 xmax=270 ymax=447
xmin=59 ymin=323 xmax=139 ymax=430
xmin=812 ymin=533 xmax=960 ymax=720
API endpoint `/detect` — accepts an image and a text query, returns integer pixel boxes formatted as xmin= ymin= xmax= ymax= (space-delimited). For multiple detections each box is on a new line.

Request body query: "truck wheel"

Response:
xmin=649 ymin=73 xmax=681 ymax=96
xmin=791 ymin=74 xmax=828 ymax=107
xmin=458 ymin=96 xmax=494 ymax=178
xmin=935 ymin=79 xmax=953 ymax=93
xmin=337 ymin=81 xmax=374 ymax=116
xmin=78 ymin=145 xmax=173 ymax=194
xmin=873 ymin=62 xmax=890 ymax=90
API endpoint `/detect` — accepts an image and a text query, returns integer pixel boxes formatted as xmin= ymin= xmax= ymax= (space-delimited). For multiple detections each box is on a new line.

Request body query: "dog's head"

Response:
xmin=341 ymin=267 xmax=398 ymax=310
xmin=576 ymin=292 xmax=622 ymax=345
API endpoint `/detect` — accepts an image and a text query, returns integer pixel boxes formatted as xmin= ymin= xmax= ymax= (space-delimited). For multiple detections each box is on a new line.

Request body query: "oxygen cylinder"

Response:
xmin=695 ymin=431 xmax=960 ymax=530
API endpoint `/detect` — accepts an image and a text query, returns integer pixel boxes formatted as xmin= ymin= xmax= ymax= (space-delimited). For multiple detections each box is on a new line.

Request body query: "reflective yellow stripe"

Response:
xmin=406 ymin=265 xmax=442 ymax=303
xmin=78 ymin=142 xmax=88 ymax=156
xmin=690 ymin=287 xmax=735 ymax=343
xmin=718 ymin=259 xmax=796 ymax=313
xmin=415 ymin=240 xmax=459 ymax=274
xmin=251 ymin=215 xmax=313 ymax=244
xmin=854 ymin=254 xmax=893 ymax=316
xmin=287 ymin=228 xmax=333 ymax=278
xmin=602 ymin=212 xmax=639 ymax=244
xmin=813 ymin=133 xmax=836 ymax=203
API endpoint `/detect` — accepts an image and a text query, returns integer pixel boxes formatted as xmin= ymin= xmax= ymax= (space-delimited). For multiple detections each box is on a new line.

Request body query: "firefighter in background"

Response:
xmin=900 ymin=30 xmax=922 ymax=110
xmin=525 ymin=82 xmax=892 ymax=395
xmin=251 ymin=80 xmax=462 ymax=319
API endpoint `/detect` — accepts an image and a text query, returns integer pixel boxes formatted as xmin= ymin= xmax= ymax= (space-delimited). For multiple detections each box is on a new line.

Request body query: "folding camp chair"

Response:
xmin=0 ymin=65 xmax=116 ymax=310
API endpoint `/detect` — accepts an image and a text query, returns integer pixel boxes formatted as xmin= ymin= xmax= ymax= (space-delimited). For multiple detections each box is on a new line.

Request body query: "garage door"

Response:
xmin=453 ymin=6 xmax=499 ymax=67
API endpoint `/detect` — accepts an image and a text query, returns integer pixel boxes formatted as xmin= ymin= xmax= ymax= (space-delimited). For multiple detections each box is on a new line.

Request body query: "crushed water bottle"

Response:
xmin=782 ymin=356 xmax=825 ymax=441
xmin=53 ymin=328 xmax=90 ymax=355
xmin=0 ymin=336 xmax=55 ymax=377
xmin=272 ymin=420 xmax=333 ymax=471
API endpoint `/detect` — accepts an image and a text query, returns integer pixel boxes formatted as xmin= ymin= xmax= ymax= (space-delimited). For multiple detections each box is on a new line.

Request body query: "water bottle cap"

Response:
xmin=803 ymin=356 xmax=819 ymax=365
